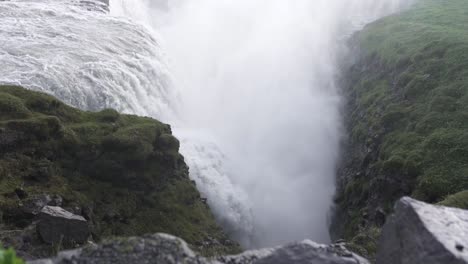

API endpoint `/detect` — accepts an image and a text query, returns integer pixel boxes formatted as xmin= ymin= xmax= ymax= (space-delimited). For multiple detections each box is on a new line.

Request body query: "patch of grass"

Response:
xmin=438 ymin=190 xmax=468 ymax=209
xmin=0 ymin=93 xmax=31 ymax=120
xmin=345 ymin=226 xmax=381 ymax=261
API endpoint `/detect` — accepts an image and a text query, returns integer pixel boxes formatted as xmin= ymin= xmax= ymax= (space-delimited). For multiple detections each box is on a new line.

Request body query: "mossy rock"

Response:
xmin=333 ymin=0 xmax=468 ymax=259
xmin=0 ymin=85 xmax=239 ymax=258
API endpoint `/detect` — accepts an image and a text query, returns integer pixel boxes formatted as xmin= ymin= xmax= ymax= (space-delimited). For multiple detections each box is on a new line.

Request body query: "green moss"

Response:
xmin=335 ymin=0 xmax=468 ymax=258
xmin=0 ymin=93 xmax=31 ymax=120
xmin=345 ymin=226 xmax=381 ymax=261
xmin=0 ymin=85 xmax=239 ymax=256
xmin=438 ymin=190 xmax=468 ymax=209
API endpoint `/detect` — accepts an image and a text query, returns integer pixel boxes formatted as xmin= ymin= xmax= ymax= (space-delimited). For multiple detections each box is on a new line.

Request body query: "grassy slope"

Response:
xmin=334 ymin=0 xmax=468 ymax=258
xmin=0 ymin=85 xmax=238 ymax=257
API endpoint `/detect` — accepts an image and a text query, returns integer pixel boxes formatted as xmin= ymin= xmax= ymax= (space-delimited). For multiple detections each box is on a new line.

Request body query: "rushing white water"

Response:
xmin=0 ymin=0 xmax=411 ymax=248
xmin=0 ymin=0 xmax=178 ymax=120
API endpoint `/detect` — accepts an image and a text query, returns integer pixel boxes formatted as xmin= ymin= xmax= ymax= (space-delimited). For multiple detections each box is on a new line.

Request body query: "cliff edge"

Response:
xmin=0 ymin=85 xmax=238 ymax=259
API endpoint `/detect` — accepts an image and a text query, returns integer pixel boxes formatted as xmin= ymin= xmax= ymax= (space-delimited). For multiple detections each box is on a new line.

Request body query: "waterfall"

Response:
xmin=110 ymin=0 xmax=412 ymax=247
xmin=0 ymin=0 xmax=411 ymax=248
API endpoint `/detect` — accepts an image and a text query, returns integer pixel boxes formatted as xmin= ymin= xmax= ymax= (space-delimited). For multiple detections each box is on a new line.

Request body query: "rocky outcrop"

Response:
xmin=376 ymin=197 xmax=468 ymax=264
xmin=0 ymin=85 xmax=238 ymax=259
xmin=28 ymin=234 xmax=204 ymax=264
xmin=28 ymin=234 xmax=369 ymax=264
xmin=37 ymin=206 xmax=89 ymax=246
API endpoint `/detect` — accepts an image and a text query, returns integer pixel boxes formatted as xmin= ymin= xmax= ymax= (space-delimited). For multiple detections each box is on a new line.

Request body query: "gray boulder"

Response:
xmin=219 ymin=241 xmax=369 ymax=264
xmin=376 ymin=197 xmax=468 ymax=264
xmin=37 ymin=206 xmax=89 ymax=246
xmin=28 ymin=234 xmax=207 ymax=264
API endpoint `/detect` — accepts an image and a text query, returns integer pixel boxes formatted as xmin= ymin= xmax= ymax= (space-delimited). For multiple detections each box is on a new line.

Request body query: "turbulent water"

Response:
xmin=0 ymin=0 xmax=178 ymax=119
xmin=0 ymin=0 xmax=410 ymax=248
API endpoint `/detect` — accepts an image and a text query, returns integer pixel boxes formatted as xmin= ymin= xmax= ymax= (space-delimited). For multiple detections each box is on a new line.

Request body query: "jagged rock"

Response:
xmin=376 ymin=197 xmax=468 ymax=264
xmin=219 ymin=241 xmax=369 ymax=264
xmin=29 ymin=234 xmax=370 ymax=264
xmin=22 ymin=195 xmax=53 ymax=216
xmin=28 ymin=234 xmax=207 ymax=264
xmin=37 ymin=206 xmax=89 ymax=246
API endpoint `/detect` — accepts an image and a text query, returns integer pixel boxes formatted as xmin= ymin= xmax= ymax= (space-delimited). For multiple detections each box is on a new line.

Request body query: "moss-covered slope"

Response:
xmin=0 ymin=85 xmax=238 ymax=257
xmin=332 ymin=0 xmax=468 ymax=258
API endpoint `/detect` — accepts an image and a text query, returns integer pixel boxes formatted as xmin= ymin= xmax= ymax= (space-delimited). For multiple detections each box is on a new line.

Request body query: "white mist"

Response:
xmin=111 ymin=0 xmax=411 ymax=248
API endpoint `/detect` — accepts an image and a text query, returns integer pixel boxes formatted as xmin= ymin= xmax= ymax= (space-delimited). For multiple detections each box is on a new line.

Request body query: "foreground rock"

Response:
xmin=219 ymin=241 xmax=369 ymax=264
xmin=28 ymin=234 xmax=204 ymax=264
xmin=37 ymin=206 xmax=89 ymax=246
xmin=28 ymin=234 xmax=369 ymax=264
xmin=25 ymin=197 xmax=468 ymax=264
xmin=376 ymin=197 xmax=468 ymax=264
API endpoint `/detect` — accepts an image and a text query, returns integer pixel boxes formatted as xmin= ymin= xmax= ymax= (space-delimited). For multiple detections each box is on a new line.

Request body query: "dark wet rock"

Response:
xmin=37 ymin=206 xmax=89 ymax=246
xmin=376 ymin=197 xmax=468 ymax=264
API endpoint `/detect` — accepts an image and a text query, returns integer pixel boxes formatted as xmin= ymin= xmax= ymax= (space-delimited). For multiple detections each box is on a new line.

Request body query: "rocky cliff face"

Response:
xmin=0 ymin=86 xmax=239 ymax=259
xmin=331 ymin=0 xmax=468 ymax=258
